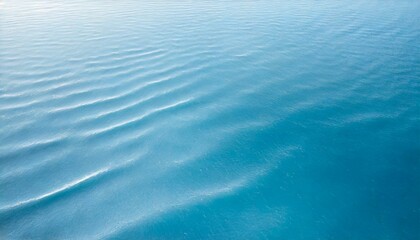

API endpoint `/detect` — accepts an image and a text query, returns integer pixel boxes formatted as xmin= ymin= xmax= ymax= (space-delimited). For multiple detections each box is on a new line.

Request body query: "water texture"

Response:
xmin=1 ymin=0 xmax=419 ymax=239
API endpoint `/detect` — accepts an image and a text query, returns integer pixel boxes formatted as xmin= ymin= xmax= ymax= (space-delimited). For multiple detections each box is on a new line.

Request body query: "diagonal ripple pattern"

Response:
xmin=1 ymin=1 xmax=419 ymax=239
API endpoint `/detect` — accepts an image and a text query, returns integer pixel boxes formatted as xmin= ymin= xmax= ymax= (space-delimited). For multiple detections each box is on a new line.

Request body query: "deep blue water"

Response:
xmin=1 ymin=0 xmax=419 ymax=239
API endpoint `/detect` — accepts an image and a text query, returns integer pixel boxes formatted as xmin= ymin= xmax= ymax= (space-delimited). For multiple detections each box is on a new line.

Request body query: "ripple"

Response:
xmin=0 ymin=168 xmax=109 ymax=214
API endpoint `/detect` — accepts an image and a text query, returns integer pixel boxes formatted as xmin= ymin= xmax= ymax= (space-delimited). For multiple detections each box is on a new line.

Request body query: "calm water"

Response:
xmin=1 ymin=1 xmax=419 ymax=239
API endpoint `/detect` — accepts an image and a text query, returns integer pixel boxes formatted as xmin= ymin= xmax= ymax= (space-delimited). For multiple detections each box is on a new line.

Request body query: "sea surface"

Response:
xmin=1 ymin=0 xmax=419 ymax=239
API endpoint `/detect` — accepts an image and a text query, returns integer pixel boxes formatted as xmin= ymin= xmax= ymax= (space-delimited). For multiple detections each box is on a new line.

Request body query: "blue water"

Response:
xmin=1 ymin=0 xmax=419 ymax=239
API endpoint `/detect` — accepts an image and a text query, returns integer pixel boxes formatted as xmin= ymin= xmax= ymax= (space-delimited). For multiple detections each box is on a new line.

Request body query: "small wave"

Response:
xmin=0 ymin=168 xmax=109 ymax=214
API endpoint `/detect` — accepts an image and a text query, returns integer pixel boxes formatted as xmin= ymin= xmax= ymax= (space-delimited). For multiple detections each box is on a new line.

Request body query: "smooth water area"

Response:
xmin=1 ymin=0 xmax=419 ymax=239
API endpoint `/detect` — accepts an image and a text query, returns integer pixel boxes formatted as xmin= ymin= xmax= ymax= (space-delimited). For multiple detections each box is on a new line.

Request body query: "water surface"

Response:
xmin=1 ymin=0 xmax=419 ymax=239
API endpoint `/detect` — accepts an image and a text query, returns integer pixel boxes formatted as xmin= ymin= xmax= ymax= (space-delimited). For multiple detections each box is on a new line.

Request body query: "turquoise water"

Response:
xmin=1 ymin=0 xmax=419 ymax=239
